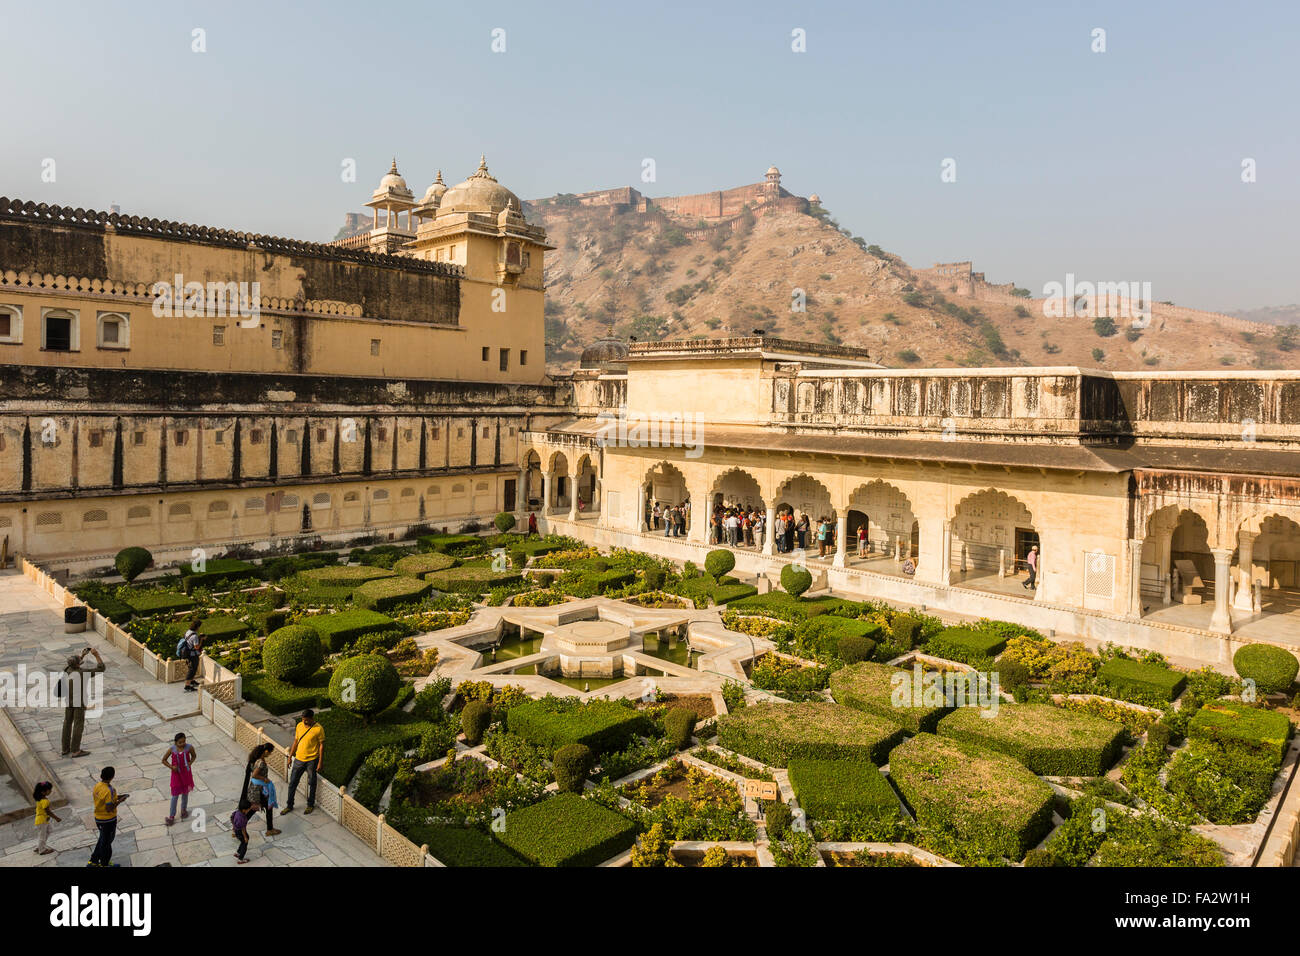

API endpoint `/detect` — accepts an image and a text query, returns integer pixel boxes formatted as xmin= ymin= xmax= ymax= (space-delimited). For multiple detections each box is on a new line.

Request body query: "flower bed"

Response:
xmin=498 ymin=793 xmax=638 ymax=867
xmin=888 ymin=733 xmax=1055 ymax=861
xmin=787 ymin=757 xmax=901 ymax=821
xmin=794 ymin=616 xmax=882 ymax=662
xmin=936 ymin=703 xmax=1126 ymax=776
xmin=717 ymin=702 xmax=905 ymax=767
xmin=829 ymin=661 xmax=949 ymax=733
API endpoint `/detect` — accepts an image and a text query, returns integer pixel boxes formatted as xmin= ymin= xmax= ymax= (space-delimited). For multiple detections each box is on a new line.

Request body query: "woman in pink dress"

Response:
xmin=162 ymin=731 xmax=197 ymax=826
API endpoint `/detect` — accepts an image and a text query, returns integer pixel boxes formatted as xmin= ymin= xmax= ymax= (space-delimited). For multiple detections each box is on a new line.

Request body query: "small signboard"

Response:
xmin=744 ymin=779 xmax=779 ymax=801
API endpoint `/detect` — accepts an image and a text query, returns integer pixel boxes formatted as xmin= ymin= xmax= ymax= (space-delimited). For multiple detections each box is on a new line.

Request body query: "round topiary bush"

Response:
xmin=664 ymin=707 xmax=697 ymax=750
xmin=1233 ymin=644 xmax=1299 ymax=694
xmin=461 ymin=699 xmax=492 ymax=745
xmin=494 ymin=512 xmax=517 ymax=533
xmin=553 ymin=743 xmax=593 ymax=792
xmin=328 ymin=653 xmax=401 ymax=719
xmin=780 ymin=564 xmax=812 ymax=598
xmin=115 ymin=547 xmax=153 ymax=583
xmin=261 ymin=624 xmax=324 ymax=683
xmin=704 ymin=549 xmax=736 ymax=579
xmin=837 ymin=634 xmax=874 ymax=664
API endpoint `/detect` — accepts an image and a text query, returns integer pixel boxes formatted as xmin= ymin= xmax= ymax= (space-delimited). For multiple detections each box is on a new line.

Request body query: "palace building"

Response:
xmin=2 ymin=161 xmax=1299 ymax=666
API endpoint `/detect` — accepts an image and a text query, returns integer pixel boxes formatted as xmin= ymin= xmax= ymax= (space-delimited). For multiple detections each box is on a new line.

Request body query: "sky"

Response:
xmin=1 ymin=0 xmax=1296 ymax=312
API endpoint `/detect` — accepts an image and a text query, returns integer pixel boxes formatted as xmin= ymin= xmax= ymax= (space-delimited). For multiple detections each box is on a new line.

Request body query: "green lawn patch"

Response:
xmin=1098 ymin=658 xmax=1187 ymax=703
xmin=408 ymin=824 xmax=528 ymax=867
xmin=888 ymin=733 xmax=1056 ymax=861
xmin=123 ymin=589 xmax=197 ymax=616
xmin=497 ymin=794 xmax=637 ymax=867
xmin=307 ymin=608 xmax=396 ymax=652
xmin=717 ymin=701 xmax=905 ymax=767
xmin=937 ymin=702 xmax=1125 ymax=776
xmin=506 ymin=698 xmax=651 ymax=756
xmin=788 ymin=758 xmax=901 ymax=821
xmin=241 ymin=669 xmax=332 ymax=716
xmin=829 ymin=661 xmax=949 ymax=733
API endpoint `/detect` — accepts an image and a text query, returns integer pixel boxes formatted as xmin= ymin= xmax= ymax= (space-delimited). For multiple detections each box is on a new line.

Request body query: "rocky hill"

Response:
xmin=524 ymin=197 xmax=1297 ymax=373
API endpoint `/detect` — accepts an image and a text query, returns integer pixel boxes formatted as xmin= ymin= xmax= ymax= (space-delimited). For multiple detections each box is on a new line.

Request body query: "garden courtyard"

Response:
xmin=9 ymin=520 xmax=1300 ymax=868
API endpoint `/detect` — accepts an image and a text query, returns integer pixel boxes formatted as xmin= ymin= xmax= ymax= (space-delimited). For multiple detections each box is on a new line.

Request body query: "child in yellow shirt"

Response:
xmin=33 ymin=781 xmax=61 ymax=856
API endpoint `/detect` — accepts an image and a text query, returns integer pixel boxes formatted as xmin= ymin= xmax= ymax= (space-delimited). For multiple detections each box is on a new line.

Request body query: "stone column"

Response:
xmin=541 ymin=471 xmax=553 ymax=518
xmin=1233 ymin=531 xmax=1257 ymax=613
xmin=1161 ymin=535 xmax=1172 ymax=605
xmin=1209 ymin=547 xmax=1234 ymax=634
xmin=833 ymin=513 xmax=848 ymax=568
xmin=567 ymin=471 xmax=579 ymax=521
xmin=516 ymin=467 xmax=528 ymax=515
xmin=763 ymin=506 xmax=776 ymax=556
xmin=939 ymin=520 xmax=953 ymax=585
xmin=635 ymin=483 xmax=646 ymax=533
xmin=1127 ymin=538 xmax=1145 ymax=619
xmin=689 ymin=485 xmax=710 ymax=543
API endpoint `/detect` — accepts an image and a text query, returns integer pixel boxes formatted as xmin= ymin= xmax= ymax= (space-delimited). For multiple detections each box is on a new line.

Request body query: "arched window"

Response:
xmin=280 ymin=495 xmax=299 ymax=508
xmin=168 ymin=503 xmax=192 ymax=520
xmin=427 ymin=485 xmax=441 ymax=496
xmin=400 ymin=487 xmax=415 ymax=498
xmin=0 ymin=304 xmax=22 ymax=344
xmin=82 ymin=509 xmax=109 ymax=524
xmin=35 ymin=511 xmax=64 ymax=527
xmin=343 ymin=491 xmax=360 ymax=503
xmin=207 ymin=500 xmax=229 ymax=515
xmin=96 ymin=311 xmax=130 ymax=350
xmin=372 ymin=489 xmax=389 ymax=501
xmin=313 ymin=493 xmax=331 ymax=509
xmin=41 ymin=308 xmax=78 ymax=352
xmin=126 ymin=505 xmax=151 ymax=521
xmin=245 ymin=497 xmax=265 ymax=512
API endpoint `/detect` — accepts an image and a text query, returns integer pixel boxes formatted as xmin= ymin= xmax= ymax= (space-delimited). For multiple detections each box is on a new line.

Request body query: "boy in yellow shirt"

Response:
xmin=33 ymin=781 xmax=61 ymax=855
xmin=89 ymin=766 xmax=128 ymax=867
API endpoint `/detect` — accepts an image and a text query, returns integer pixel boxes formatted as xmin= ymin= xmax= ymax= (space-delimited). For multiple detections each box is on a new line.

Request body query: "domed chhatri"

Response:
xmin=372 ymin=158 xmax=414 ymax=203
xmin=437 ymin=155 xmax=522 ymax=217
xmin=579 ymin=335 xmax=629 ymax=370
xmin=420 ymin=170 xmax=447 ymax=205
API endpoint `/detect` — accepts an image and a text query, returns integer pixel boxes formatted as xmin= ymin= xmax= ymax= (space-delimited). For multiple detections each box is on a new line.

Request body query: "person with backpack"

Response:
xmin=283 ymin=710 xmax=324 ymax=816
xmin=59 ymin=646 xmax=104 ymax=758
xmin=161 ymin=732 xmax=197 ymax=826
xmin=231 ymin=798 xmax=259 ymax=863
xmin=179 ymin=619 xmax=203 ymax=691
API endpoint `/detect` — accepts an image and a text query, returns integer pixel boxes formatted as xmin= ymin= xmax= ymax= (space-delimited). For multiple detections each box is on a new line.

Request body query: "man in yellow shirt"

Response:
xmin=283 ymin=710 xmax=324 ymax=816
xmin=89 ymin=765 xmax=128 ymax=867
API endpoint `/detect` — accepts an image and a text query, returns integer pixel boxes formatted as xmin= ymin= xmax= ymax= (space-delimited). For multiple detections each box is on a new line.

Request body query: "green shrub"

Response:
xmin=494 ymin=512 xmax=517 ymax=533
xmin=74 ymin=585 xmax=134 ymax=624
xmin=352 ymin=745 xmax=404 ymax=812
xmin=890 ymin=614 xmax=920 ymax=650
xmin=297 ymin=565 xmax=396 ymax=588
xmin=308 ymin=608 xmax=395 ymax=652
xmin=717 ymin=702 xmax=905 ymax=767
xmin=261 ymin=624 xmax=324 ymax=683
xmin=995 ymin=660 xmax=1031 ymax=692
xmin=936 ymin=703 xmax=1125 ymax=776
xmin=252 ymin=608 xmax=289 ymax=635
xmin=416 ymin=825 xmax=527 ymax=867
xmin=1165 ymin=741 xmax=1278 ymax=824
xmin=179 ymin=558 xmax=258 ymax=593
xmin=838 ymin=634 xmax=874 ymax=664
xmin=644 ymin=568 xmax=665 ymax=590
xmin=764 ymin=801 xmax=793 ymax=840
xmin=240 ymin=669 xmax=331 ymax=715
xmin=497 ymin=793 xmax=637 ymax=867
xmin=507 ymin=698 xmax=651 ymax=756
xmin=829 ymin=661 xmax=950 ymax=733
xmin=925 ymin=626 xmax=1007 ymax=665
xmin=664 ymin=708 xmax=697 ymax=750
xmin=1233 ymin=644 xmax=1299 ymax=695
xmin=554 ymin=744 xmax=594 ymax=792
xmin=115 ymin=547 xmax=152 ymax=583
xmin=794 ymin=616 xmax=881 ymax=662
xmin=1147 ymin=721 xmax=1172 ymax=750
xmin=425 ymin=566 xmax=523 ymax=595
xmin=1187 ymin=700 xmax=1292 ymax=764
xmin=787 ymin=758 xmax=901 ymax=821
xmin=1098 ymin=658 xmax=1187 ymax=703
xmin=328 ymin=654 xmax=402 ymax=719
xmin=705 ymin=549 xmax=736 ymax=578
xmin=780 ymin=564 xmax=813 ymax=598
xmin=889 ymin=733 xmax=1055 ymax=861
xmin=354 ymin=575 xmax=431 ymax=612
xmin=391 ymin=552 xmax=458 ymax=579
xmin=1090 ymin=813 xmax=1225 ymax=867
xmin=461 ymin=700 xmax=492 ymax=746
xmin=418 ymin=533 xmax=486 ymax=557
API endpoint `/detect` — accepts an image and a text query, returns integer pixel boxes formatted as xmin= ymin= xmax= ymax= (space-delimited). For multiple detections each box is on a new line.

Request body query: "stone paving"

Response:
xmin=0 ymin=571 xmax=387 ymax=868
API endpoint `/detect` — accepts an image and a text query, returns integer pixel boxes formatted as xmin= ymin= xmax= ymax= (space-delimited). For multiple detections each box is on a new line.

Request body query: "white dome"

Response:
xmin=437 ymin=156 xmax=521 ymax=217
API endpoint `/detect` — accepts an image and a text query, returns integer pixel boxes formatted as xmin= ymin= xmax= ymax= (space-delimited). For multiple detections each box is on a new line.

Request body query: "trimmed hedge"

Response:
xmin=241 ymin=669 xmax=332 ymax=716
xmin=329 ymin=653 xmax=402 ymax=718
xmin=425 ymin=566 xmax=523 ymax=595
xmin=936 ymin=703 xmax=1125 ymax=776
xmin=461 ymin=700 xmax=492 ymax=746
xmin=392 ymin=552 xmax=458 ymax=579
xmin=554 ymin=744 xmax=594 ymax=792
xmin=418 ymin=533 xmax=486 ymax=557
xmin=717 ymin=702 xmax=905 ymax=767
xmin=123 ymin=590 xmax=197 ymax=616
xmin=787 ymin=758 xmax=901 ymax=821
xmin=179 ymin=558 xmax=259 ymax=593
xmin=794 ymin=616 xmax=881 ymax=662
xmin=829 ymin=661 xmax=950 ymax=733
xmin=297 ymin=565 xmax=396 ymax=588
xmin=506 ymin=698 xmax=651 ymax=756
xmin=77 ymin=589 xmax=134 ymax=624
xmin=1233 ymin=644 xmax=1299 ymax=695
xmin=889 ymin=733 xmax=1056 ymax=860
xmin=727 ymin=592 xmax=848 ymax=622
xmin=354 ymin=575 xmax=431 ymax=612
xmin=262 ymin=624 xmax=325 ymax=683
xmin=1188 ymin=700 xmax=1292 ymax=764
xmin=308 ymin=609 xmax=396 ymax=652
xmin=497 ymin=793 xmax=638 ymax=867
xmin=1098 ymin=658 xmax=1187 ymax=703
xmin=416 ymin=825 xmax=527 ymax=867
xmin=197 ymin=614 xmax=249 ymax=641
xmin=924 ymin=626 xmax=1007 ymax=665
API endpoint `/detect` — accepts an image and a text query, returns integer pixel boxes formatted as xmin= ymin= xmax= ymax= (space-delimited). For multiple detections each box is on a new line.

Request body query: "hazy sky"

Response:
xmin=2 ymin=0 xmax=1296 ymax=312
